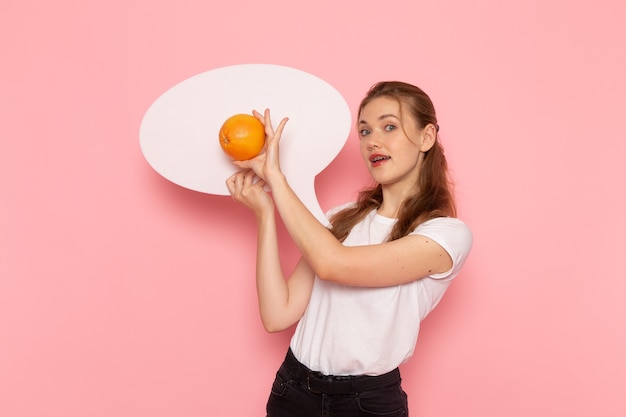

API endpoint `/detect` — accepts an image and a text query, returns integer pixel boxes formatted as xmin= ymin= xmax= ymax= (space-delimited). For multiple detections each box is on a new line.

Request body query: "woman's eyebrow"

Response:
xmin=378 ymin=114 xmax=400 ymax=120
xmin=359 ymin=114 xmax=400 ymax=124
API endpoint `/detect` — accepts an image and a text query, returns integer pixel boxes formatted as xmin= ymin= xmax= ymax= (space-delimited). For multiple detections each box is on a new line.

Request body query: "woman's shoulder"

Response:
xmin=324 ymin=202 xmax=358 ymax=217
xmin=417 ymin=216 xmax=471 ymax=230
xmin=412 ymin=217 xmax=473 ymax=253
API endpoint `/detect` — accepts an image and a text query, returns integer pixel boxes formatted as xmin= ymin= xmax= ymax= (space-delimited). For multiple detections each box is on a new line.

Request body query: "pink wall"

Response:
xmin=2 ymin=0 xmax=625 ymax=416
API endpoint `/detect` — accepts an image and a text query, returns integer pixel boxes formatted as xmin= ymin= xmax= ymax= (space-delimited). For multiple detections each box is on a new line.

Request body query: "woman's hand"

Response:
xmin=233 ymin=109 xmax=289 ymax=187
xmin=226 ymin=169 xmax=274 ymax=218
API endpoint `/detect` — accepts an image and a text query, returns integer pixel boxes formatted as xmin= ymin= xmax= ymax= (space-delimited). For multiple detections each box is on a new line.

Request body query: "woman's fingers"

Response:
xmin=232 ymin=152 xmax=265 ymax=175
xmin=272 ymin=117 xmax=289 ymax=144
xmin=264 ymin=116 xmax=288 ymax=168
xmin=252 ymin=108 xmax=288 ymax=139
xmin=236 ymin=109 xmax=289 ymax=183
xmin=242 ymin=169 xmax=258 ymax=188
xmin=226 ymin=170 xmax=247 ymax=192
xmin=263 ymin=109 xmax=273 ymax=133
xmin=226 ymin=171 xmax=239 ymax=195
xmin=226 ymin=169 xmax=265 ymax=198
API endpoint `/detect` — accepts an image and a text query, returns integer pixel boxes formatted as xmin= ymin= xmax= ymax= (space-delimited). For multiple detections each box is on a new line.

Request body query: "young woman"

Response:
xmin=226 ymin=81 xmax=473 ymax=417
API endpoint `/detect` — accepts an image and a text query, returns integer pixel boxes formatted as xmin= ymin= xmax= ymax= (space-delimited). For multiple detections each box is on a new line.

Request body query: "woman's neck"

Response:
xmin=377 ymin=181 xmax=417 ymax=219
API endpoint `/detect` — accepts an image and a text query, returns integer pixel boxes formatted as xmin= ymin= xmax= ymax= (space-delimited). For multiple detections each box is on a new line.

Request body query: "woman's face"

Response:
xmin=358 ymin=96 xmax=428 ymax=188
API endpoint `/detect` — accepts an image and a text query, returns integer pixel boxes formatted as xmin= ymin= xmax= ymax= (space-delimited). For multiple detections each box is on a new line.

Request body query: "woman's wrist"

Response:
xmin=254 ymin=200 xmax=275 ymax=220
xmin=265 ymin=170 xmax=287 ymax=189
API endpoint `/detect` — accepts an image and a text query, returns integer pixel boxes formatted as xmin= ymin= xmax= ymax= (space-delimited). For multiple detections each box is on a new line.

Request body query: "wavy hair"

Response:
xmin=329 ymin=81 xmax=457 ymax=242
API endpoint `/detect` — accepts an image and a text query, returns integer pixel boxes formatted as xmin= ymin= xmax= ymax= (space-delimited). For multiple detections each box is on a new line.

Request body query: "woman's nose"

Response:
xmin=364 ymin=132 xmax=381 ymax=151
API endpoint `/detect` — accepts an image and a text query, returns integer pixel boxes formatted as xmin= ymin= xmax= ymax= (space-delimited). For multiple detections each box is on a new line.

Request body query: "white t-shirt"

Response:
xmin=290 ymin=208 xmax=473 ymax=376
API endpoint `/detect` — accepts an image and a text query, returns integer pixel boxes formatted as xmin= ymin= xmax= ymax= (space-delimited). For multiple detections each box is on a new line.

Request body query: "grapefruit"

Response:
xmin=218 ymin=114 xmax=265 ymax=160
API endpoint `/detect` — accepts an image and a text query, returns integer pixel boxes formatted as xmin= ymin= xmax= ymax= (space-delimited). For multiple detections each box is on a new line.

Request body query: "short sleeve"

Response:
xmin=325 ymin=202 xmax=356 ymax=218
xmin=411 ymin=217 xmax=473 ymax=280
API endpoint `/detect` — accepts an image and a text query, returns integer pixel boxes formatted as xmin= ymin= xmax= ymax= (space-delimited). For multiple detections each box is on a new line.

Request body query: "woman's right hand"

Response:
xmin=232 ymin=109 xmax=289 ymax=188
xmin=226 ymin=169 xmax=274 ymax=218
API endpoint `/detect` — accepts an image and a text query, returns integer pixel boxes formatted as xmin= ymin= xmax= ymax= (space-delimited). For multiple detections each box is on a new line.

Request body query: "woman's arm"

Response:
xmin=269 ymin=174 xmax=452 ymax=287
xmin=254 ymin=206 xmax=315 ymax=332
xmin=227 ymin=169 xmax=315 ymax=332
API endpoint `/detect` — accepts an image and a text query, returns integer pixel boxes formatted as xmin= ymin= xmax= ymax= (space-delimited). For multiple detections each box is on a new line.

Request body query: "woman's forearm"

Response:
xmin=267 ymin=173 xmax=343 ymax=280
xmin=254 ymin=210 xmax=291 ymax=332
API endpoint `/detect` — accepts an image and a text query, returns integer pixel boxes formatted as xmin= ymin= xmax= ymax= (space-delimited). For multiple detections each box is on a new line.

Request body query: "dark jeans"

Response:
xmin=266 ymin=349 xmax=408 ymax=417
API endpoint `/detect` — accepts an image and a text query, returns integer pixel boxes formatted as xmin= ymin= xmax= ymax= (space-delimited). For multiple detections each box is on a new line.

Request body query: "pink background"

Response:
xmin=2 ymin=0 xmax=625 ymax=416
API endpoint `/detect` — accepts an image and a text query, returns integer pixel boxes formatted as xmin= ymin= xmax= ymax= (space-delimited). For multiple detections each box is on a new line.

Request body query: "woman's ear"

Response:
xmin=419 ymin=123 xmax=437 ymax=152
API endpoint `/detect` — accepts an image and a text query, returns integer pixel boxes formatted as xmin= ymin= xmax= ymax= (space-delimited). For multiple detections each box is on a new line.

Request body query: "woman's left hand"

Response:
xmin=226 ymin=168 xmax=274 ymax=217
xmin=233 ymin=109 xmax=288 ymax=187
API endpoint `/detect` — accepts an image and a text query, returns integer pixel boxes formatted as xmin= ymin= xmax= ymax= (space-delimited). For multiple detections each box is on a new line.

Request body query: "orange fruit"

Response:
xmin=218 ymin=114 xmax=265 ymax=160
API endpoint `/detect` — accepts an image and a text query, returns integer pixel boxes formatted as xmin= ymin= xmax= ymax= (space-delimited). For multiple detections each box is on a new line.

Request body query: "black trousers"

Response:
xmin=266 ymin=349 xmax=408 ymax=417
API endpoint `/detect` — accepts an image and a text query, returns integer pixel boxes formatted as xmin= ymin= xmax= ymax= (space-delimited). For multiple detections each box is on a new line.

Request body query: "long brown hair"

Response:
xmin=329 ymin=81 xmax=457 ymax=242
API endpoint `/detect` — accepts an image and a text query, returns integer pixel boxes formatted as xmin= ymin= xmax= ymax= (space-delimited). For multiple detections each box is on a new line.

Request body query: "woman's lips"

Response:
xmin=369 ymin=154 xmax=390 ymax=167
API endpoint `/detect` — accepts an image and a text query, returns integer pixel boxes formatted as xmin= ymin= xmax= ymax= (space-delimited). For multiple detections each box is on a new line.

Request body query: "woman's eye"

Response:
xmin=359 ymin=129 xmax=371 ymax=137
xmin=384 ymin=124 xmax=396 ymax=131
